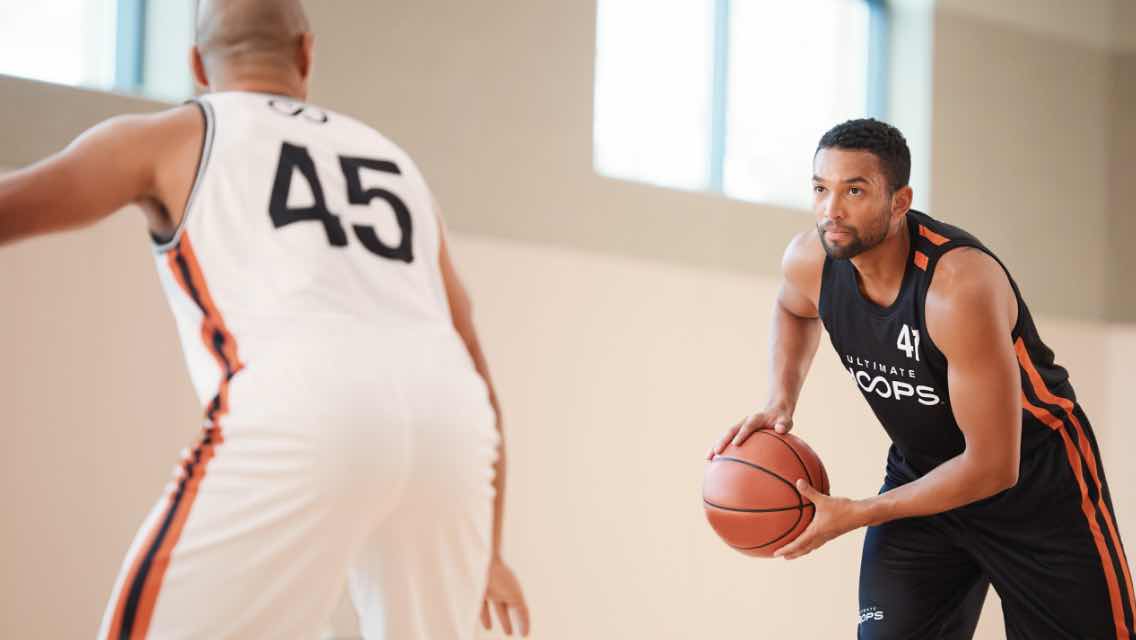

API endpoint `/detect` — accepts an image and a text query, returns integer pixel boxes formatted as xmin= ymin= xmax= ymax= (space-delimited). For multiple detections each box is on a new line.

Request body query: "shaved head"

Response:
xmin=195 ymin=0 xmax=310 ymax=71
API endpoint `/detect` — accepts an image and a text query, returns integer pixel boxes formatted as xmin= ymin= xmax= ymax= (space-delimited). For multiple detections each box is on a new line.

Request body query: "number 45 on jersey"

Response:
xmin=269 ymin=142 xmax=415 ymax=263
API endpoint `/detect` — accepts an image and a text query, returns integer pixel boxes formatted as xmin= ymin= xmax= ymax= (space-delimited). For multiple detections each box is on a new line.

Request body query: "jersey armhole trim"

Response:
xmin=152 ymin=99 xmax=216 ymax=254
xmin=919 ymin=243 xmax=1026 ymax=362
xmin=817 ymin=255 xmax=834 ymax=323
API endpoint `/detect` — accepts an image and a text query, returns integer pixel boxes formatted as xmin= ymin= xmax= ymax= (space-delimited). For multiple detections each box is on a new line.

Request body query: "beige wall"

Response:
xmin=1 ymin=1 xmax=1134 ymax=638
xmin=1109 ymin=53 xmax=1136 ymax=322
xmin=1119 ymin=1 xmax=1136 ymax=52
xmin=938 ymin=0 xmax=1118 ymax=52
xmin=931 ymin=9 xmax=1114 ymax=321
xmin=0 ymin=212 xmax=202 ymax=638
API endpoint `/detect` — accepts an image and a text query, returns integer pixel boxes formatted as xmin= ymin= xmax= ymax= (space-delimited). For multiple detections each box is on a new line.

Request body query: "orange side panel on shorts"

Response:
xmin=1017 ymin=339 xmax=1133 ymax=640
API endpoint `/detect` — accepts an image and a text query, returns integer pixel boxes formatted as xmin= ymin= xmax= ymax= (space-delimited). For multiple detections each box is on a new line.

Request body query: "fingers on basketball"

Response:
xmin=772 ymin=417 xmax=792 ymax=434
xmin=732 ymin=414 xmax=768 ymax=446
xmin=795 ymin=477 xmax=818 ymax=499
xmin=709 ymin=423 xmax=740 ymax=458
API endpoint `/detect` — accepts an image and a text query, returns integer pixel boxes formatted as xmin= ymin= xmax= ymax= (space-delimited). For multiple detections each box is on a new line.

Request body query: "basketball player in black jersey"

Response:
xmin=709 ymin=119 xmax=1134 ymax=639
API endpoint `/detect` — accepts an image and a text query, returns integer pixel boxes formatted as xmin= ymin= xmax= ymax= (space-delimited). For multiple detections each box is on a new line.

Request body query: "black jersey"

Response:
xmin=817 ymin=209 xmax=1079 ymax=475
xmin=826 ymin=212 xmax=1136 ymax=638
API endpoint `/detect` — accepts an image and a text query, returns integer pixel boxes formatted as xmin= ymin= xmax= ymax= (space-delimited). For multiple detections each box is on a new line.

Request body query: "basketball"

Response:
xmin=703 ymin=429 xmax=830 ymax=557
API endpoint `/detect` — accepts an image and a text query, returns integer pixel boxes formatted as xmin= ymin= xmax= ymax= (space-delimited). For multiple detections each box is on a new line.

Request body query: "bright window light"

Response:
xmin=0 ymin=1 xmax=118 ymax=89
xmin=0 ymin=0 xmax=193 ymax=102
xmin=594 ymin=0 xmax=717 ymax=191
xmin=594 ymin=0 xmax=882 ymax=210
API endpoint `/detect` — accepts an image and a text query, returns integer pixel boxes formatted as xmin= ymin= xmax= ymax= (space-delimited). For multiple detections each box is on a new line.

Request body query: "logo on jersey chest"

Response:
xmin=843 ymin=325 xmax=941 ymax=406
xmin=859 ymin=606 xmax=885 ymax=624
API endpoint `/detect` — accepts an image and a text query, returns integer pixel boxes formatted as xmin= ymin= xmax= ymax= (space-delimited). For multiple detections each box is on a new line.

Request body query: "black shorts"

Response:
xmin=858 ymin=433 xmax=1135 ymax=640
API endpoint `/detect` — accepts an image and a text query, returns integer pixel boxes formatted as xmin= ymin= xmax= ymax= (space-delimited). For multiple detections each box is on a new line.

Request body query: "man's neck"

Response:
xmin=850 ymin=214 xmax=910 ymax=307
xmin=208 ymin=76 xmax=306 ymax=101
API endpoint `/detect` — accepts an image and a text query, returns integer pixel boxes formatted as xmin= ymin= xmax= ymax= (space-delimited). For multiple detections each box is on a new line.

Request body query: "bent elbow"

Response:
xmin=999 ymin=466 xmax=1019 ymax=492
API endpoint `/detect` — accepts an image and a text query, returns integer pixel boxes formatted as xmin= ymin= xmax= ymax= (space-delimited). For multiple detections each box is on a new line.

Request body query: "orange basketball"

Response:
xmin=703 ymin=429 xmax=830 ymax=557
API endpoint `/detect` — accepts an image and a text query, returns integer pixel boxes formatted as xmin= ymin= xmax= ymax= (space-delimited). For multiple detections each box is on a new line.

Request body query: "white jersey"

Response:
xmin=153 ymin=91 xmax=457 ymax=420
xmin=103 ymin=92 xmax=498 ymax=639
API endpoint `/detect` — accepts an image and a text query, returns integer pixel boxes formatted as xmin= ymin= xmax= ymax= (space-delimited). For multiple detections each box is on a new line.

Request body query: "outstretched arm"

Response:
xmin=0 ymin=106 xmax=200 ymax=247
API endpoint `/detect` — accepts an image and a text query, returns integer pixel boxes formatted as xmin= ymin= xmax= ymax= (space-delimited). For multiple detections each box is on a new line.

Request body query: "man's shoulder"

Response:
xmin=780 ymin=229 xmax=825 ymax=310
xmin=782 ymin=229 xmax=825 ymax=279
xmin=925 ymin=247 xmax=1016 ymax=342
xmin=931 ymin=247 xmax=1004 ymax=297
xmin=95 ymin=104 xmax=203 ymax=149
xmin=786 ymin=229 xmax=822 ymax=269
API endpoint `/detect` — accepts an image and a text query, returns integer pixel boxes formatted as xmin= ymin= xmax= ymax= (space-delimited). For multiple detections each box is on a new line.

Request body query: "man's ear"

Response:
xmin=297 ymin=32 xmax=315 ymax=82
xmin=191 ymin=46 xmax=210 ymax=91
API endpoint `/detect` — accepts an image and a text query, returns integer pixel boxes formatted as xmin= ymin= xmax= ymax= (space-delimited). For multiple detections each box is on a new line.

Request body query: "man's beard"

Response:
xmin=817 ymin=210 xmax=890 ymax=260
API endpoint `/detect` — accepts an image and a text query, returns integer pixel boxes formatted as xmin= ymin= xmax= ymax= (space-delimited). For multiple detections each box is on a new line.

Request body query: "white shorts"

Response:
xmin=98 ymin=330 xmax=500 ymax=639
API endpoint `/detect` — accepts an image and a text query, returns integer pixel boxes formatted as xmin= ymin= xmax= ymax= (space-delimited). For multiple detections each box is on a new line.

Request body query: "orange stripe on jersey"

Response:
xmin=165 ymin=234 xmax=245 ymax=425
xmin=1017 ymin=339 xmax=1134 ymax=640
xmin=918 ymin=224 xmax=950 ymax=246
xmin=109 ymin=232 xmax=244 ymax=638
xmin=913 ymin=251 xmax=929 ymax=271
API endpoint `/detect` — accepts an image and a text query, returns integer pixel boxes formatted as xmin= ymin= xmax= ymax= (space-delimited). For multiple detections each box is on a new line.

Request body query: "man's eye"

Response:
xmin=849 ymin=187 xmax=862 ymax=195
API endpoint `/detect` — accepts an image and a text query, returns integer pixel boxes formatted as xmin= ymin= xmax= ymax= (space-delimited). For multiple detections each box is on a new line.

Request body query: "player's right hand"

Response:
xmin=706 ymin=408 xmax=794 ymax=459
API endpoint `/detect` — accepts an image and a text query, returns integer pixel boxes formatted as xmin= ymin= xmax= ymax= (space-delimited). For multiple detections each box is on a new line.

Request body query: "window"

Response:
xmin=594 ymin=0 xmax=888 ymax=210
xmin=0 ymin=1 xmax=118 ymax=90
xmin=0 ymin=0 xmax=194 ymax=102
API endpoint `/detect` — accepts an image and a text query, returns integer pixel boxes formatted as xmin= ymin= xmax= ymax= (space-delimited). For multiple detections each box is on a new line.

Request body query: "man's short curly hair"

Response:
xmin=816 ymin=118 xmax=910 ymax=193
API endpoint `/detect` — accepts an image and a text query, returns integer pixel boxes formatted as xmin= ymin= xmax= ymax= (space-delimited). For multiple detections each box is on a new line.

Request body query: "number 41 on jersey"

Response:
xmin=897 ymin=324 xmax=920 ymax=361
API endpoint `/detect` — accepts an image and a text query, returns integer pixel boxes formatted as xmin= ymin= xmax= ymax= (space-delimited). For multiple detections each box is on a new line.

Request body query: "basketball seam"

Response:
xmin=706 ymin=454 xmax=809 ymax=550
xmin=755 ymin=430 xmax=815 ymax=492
xmin=703 ymin=499 xmax=816 ymax=514
xmin=730 ymin=506 xmax=806 ymax=550
xmin=708 ymin=456 xmax=799 ymax=498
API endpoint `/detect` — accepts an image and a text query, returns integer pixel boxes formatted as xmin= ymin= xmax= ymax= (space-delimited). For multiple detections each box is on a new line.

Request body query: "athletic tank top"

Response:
xmin=151 ymin=91 xmax=456 ymax=425
xmin=818 ymin=209 xmax=1082 ymax=475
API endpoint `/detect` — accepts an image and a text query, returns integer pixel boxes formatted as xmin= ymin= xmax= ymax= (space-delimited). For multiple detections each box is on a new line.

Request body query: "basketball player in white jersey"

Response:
xmin=0 ymin=1 xmax=530 ymax=637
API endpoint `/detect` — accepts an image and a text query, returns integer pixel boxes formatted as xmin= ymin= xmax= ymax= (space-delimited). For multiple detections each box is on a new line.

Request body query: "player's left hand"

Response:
xmin=481 ymin=555 xmax=531 ymax=637
xmin=773 ymin=479 xmax=867 ymax=560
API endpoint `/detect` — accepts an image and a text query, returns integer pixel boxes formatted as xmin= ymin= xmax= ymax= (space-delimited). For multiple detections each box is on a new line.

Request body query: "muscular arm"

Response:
xmin=714 ymin=230 xmax=824 ymax=453
xmin=0 ymin=106 xmax=202 ymax=247
xmin=436 ymin=216 xmax=507 ymax=555
xmin=437 ymin=214 xmax=531 ymax=636
xmin=860 ymin=248 xmax=1021 ymax=524
xmin=767 ymin=232 xmax=825 ymax=418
